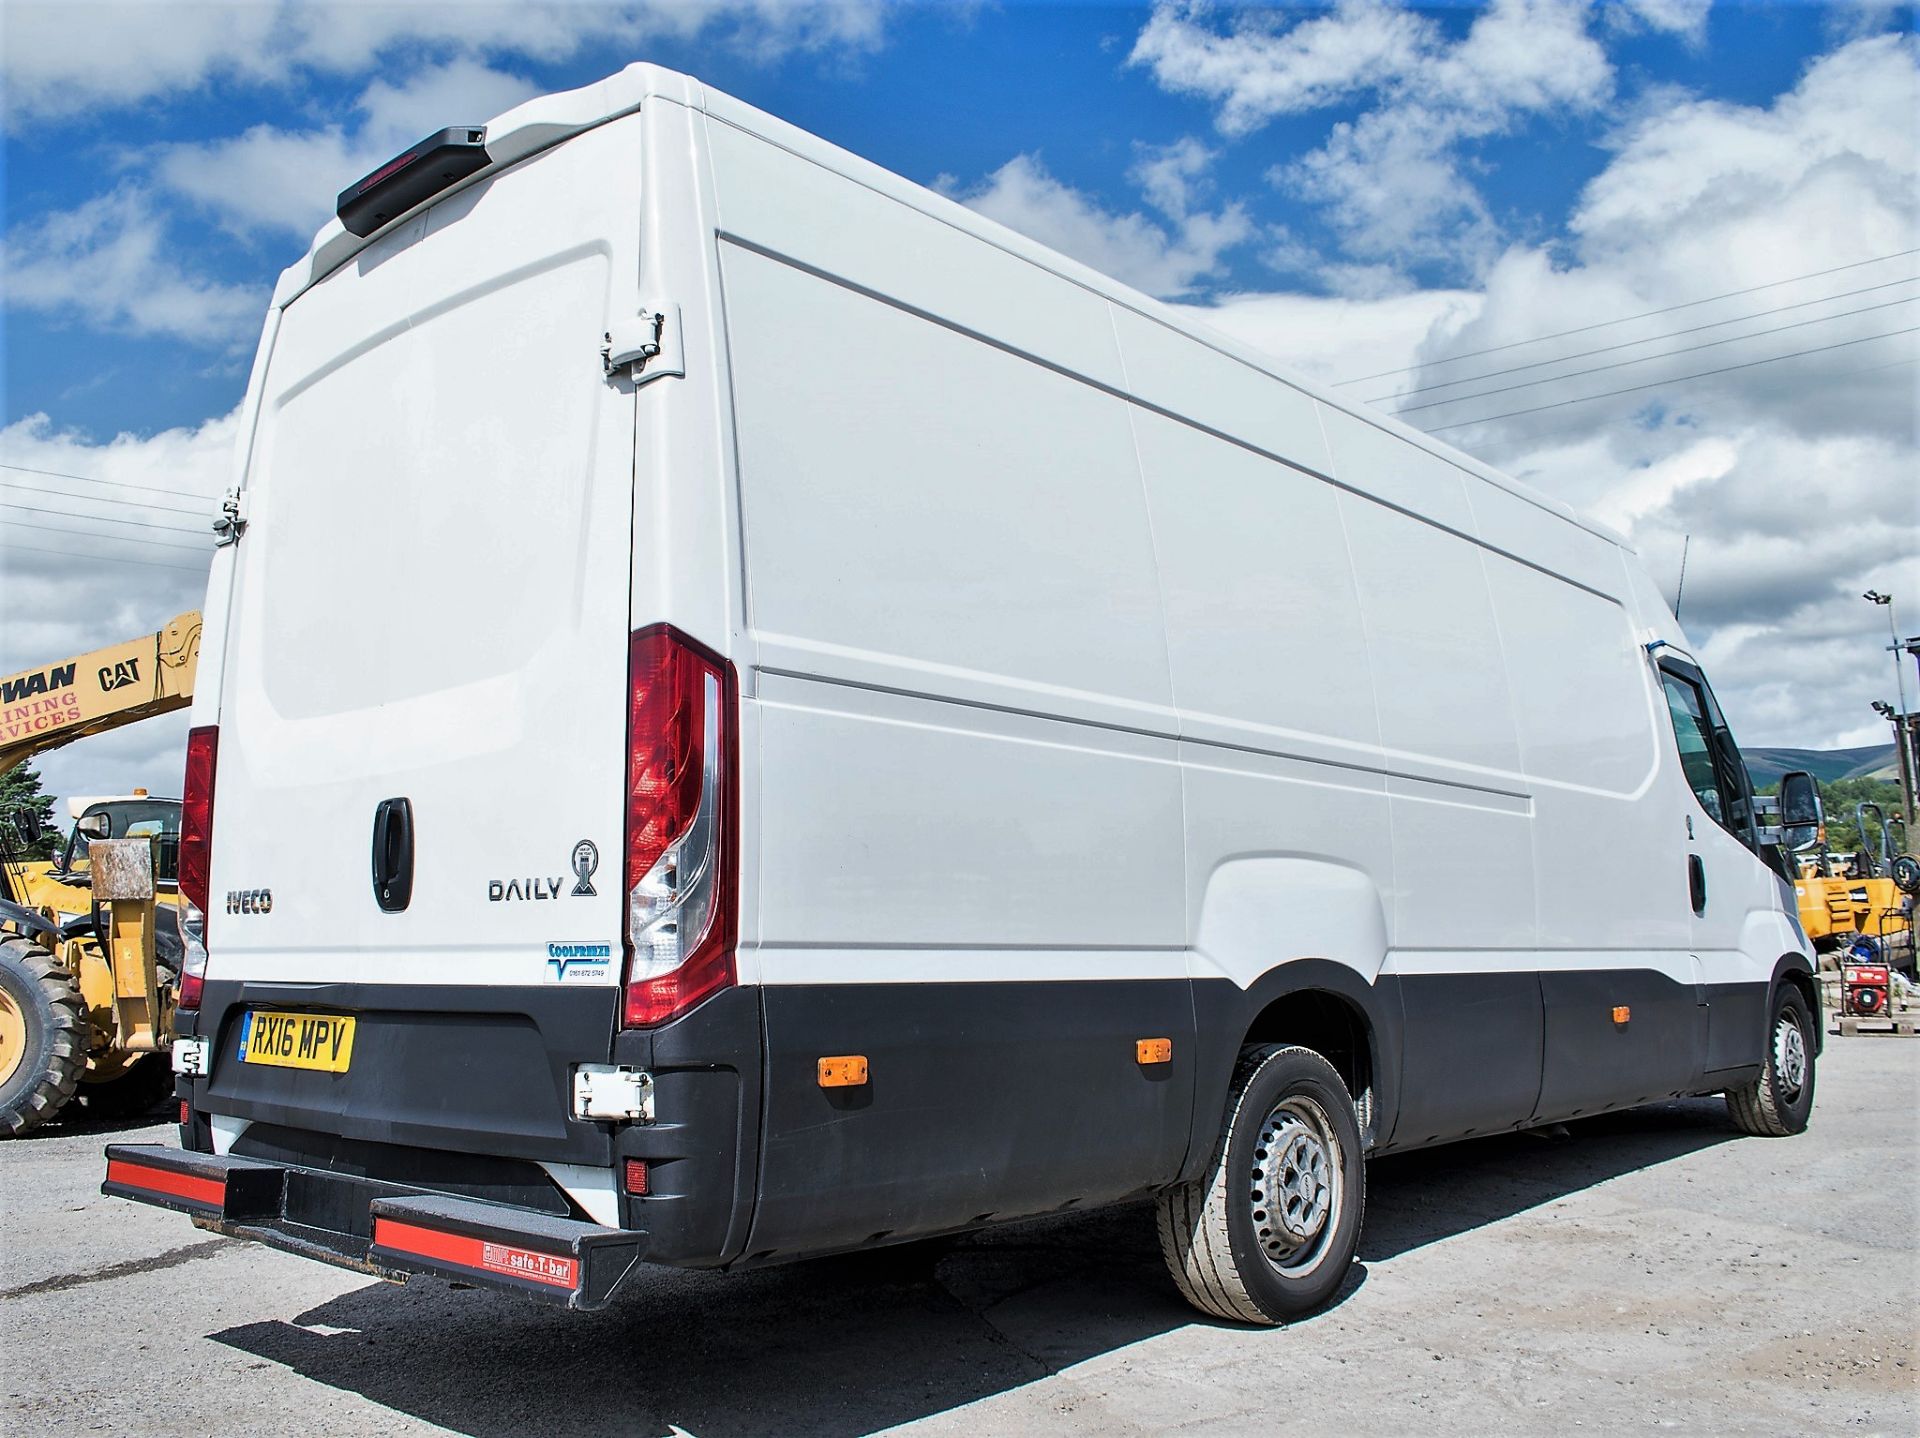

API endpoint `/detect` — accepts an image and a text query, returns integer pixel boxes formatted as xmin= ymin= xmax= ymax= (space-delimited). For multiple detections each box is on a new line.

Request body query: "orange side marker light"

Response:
xmin=1136 ymin=1038 xmax=1173 ymax=1065
xmin=1612 ymin=1005 xmax=1631 ymax=1025
xmin=818 ymin=1055 xmax=869 ymax=1088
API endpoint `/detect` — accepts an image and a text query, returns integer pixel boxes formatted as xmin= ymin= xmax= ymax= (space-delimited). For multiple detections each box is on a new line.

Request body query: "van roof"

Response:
xmin=65 ymin=794 xmax=179 ymax=818
xmin=272 ymin=63 xmax=1631 ymax=554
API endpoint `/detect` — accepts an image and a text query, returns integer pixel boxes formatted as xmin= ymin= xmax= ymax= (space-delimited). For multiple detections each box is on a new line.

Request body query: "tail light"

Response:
xmin=622 ymin=626 xmax=738 ymax=1028
xmin=176 ymin=725 xmax=218 ymax=1010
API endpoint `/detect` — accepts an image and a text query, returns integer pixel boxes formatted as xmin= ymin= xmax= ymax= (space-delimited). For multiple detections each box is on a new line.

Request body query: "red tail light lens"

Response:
xmin=177 ymin=725 xmax=218 ymax=1009
xmin=179 ymin=726 xmax=218 ymax=912
xmin=623 ymin=625 xmax=737 ymax=1028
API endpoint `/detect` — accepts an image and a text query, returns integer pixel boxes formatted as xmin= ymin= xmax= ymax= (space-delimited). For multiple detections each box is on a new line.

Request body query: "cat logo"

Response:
xmin=97 ymin=657 xmax=142 ymax=692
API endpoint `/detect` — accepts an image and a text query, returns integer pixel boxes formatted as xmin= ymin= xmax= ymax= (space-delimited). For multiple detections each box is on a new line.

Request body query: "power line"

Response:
xmin=1337 ymin=246 xmax=1920 ymax=385
xmin=0 ymin=499 xmax=209 ymax=538
xmin=1366 ymin=274 xmax=1920 ymax=403
xmin=0 ymin=460 xmax=218 ymax=506
xmin=1450 ymin=352 xmax=1919 ymax=445
xmin=0 ymin=541 xmax=210 ymax=576
xmin=0 ymin=477 xmax=207 ymax=518
xmin=1390 ymin=294 xmax=1919 ymax=416
xmin=1420 ymin=324 xmax=1920 ymax=432
xmin=2 ymin=518 xmax=213 ymax=555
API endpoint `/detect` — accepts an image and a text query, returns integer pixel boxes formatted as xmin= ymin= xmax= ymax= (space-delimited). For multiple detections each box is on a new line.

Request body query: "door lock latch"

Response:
xmin=172 ymin=1036 xmax=210 ymax=1076
xmin=572 ymin=1065 xmax=654 ymax=1122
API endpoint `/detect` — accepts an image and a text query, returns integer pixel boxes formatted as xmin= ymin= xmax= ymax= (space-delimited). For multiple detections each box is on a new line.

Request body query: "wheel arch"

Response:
xmin=1772 ymin=950 xmax=1822 ymax=1055
xmin=1184 ymin=956 xmax=1404 ymax=1183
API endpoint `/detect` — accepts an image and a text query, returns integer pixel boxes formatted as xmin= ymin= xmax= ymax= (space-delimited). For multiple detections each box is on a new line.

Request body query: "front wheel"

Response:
xmin=1156 ymin=1044 xmax=1365 ymax=1325
xmin=0 ymin=937 xmax=86 ymax=1136
xmin=1726 ymin=983 xmax=1816 ymax=1137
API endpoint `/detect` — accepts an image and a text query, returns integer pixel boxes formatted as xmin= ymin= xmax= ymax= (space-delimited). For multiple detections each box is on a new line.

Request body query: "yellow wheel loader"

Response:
xmin=0 ymin=614 xmax=200 ymax=1135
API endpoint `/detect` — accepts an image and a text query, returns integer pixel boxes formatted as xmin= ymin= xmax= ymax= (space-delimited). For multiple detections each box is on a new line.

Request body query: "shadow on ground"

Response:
xmin=16 ymin=1103 xmax=172 ymax=1142
xmin=212 ymin=1096 xmax=1738 ymax=1437
xmin=1362 ymin=1094 xmax=1738 ymax=1261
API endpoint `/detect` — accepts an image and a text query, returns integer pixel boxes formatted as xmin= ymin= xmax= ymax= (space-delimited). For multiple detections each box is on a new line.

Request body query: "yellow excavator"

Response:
xmin=0 ymin=614 xmax=200 ymax=1134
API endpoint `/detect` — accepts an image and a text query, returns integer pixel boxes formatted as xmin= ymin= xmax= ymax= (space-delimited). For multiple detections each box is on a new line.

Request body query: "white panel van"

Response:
xmin=105 ymin=66 xmax=1824 ymax=1324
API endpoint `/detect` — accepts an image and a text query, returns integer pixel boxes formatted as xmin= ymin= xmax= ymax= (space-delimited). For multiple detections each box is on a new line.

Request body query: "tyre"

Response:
xmin=0 ymin=936 xmax=86 ymax=1137
xmin=1892 ymin=853 xmax=1919 ymax=896
xmin=1157 ymin=1043 xmax=1365 ymax=1325
xmin=1726 ymin=983 xmax=1816 ymax=1137
xmin=78 ymin=1052 xmax=174 ymax=1119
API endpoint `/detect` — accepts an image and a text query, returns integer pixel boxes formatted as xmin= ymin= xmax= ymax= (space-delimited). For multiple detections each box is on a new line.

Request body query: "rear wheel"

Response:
xmin=1726 ymin=984 xmax=1816 ymax=1137
xmin=0 ymin=937 xmax=86 ymax=1136
xmin=1156 ymin=1043 xmax=1364 ymax=1325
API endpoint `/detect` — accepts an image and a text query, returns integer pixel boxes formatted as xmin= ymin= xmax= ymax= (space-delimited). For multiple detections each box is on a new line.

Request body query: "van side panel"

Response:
xmin=1317 ymin=418 xmax=1544 ymax=1142
xmin=708 ymin=132 xmax=1193 ymax=1256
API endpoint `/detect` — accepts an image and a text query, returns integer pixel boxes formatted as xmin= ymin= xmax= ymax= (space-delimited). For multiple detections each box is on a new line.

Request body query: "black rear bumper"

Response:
xmin=104 ymin=1144 xmax=645 ymax=1309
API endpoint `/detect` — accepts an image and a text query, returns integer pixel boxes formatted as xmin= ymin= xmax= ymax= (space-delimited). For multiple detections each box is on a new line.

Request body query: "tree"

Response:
xmin=0 ymin=763 xmax=59 ymax=860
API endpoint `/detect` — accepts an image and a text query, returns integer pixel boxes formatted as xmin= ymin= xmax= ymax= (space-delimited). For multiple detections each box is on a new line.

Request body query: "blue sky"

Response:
xmin=2 ymin=0 xmax=1917 ymax=804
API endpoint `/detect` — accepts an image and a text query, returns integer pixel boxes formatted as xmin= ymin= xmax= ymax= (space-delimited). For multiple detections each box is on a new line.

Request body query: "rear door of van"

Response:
xmin=197 ymin=118 xmax=642 ymax=1181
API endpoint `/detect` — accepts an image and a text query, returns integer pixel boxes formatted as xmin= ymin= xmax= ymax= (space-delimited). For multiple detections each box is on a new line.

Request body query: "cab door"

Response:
xmin=1656 ymin=658 xmax=1774 ymax=1076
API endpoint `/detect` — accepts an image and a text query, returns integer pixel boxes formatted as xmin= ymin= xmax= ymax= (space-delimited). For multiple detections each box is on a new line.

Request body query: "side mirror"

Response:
xmin=78 ymin=812 xmax=111 ymax=839
xmin=10 ymin=810 xmax=41 ymax=845
xmin=1778 ymin=770 xmax=1821 ymax=848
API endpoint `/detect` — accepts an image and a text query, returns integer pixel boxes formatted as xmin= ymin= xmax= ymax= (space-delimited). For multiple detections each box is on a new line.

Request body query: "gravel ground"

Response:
xmin=3 ymin=1034 xmax=1914 ymax=1437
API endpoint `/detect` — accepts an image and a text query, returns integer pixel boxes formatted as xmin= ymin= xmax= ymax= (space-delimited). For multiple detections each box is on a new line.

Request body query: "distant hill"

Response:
xmin=1745 ymin=745 xmax=1898 ymax=787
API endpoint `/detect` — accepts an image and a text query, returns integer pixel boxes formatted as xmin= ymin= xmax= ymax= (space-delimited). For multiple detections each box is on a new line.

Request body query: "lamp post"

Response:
xmin=1864 ymin=590 xmax=1916 ymax=834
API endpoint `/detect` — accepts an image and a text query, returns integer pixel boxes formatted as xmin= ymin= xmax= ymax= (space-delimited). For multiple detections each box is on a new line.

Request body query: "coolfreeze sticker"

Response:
xmin=545 ymin=941 xmax=613 ymax=984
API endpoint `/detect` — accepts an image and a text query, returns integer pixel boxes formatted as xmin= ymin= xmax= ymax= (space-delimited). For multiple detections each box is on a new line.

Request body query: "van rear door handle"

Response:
xmin=1687 ymin=854 xmax=1707 ymax=916
xmin=371 ymin=797 xmax=415 ymax=913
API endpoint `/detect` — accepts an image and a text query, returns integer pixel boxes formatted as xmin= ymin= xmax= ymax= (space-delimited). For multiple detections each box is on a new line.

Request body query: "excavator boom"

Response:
xmin=0 ymin=613 xmax=201 ymax=779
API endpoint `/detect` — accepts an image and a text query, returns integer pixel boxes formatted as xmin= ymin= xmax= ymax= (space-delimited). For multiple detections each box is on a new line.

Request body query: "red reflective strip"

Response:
xmin=106 ymin=1157 xmax=224 ymax=1207
xmin=373 ymin=1218 xmax=579 ymax=1290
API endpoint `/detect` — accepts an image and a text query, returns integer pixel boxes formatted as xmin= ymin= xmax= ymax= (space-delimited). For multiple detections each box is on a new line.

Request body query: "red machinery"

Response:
xmin=1842 ymin=963 xmax=1891 ymax=1017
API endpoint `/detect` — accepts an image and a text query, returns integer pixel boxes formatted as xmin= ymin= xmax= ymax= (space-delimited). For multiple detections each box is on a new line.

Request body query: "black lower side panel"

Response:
xmin=747 ymin=979 xmax=1196 ymax=1261
xmin=179 ymin=961 xmax=1785 ymax=1276
xmin=1704 ymin=980 xmax=1770 ymax=1073
xmin=1534 ymin=968 xmax=1704 ymax=1123
xmin=1391 ymin=971 xmax=1545 ymax=1147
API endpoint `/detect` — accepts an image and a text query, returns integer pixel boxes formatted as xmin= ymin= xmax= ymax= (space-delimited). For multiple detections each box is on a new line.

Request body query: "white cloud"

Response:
xmin=0 ymin=409 xmax=237 ymax=812
xmin=2 ymin=1 xmax=891 ymax=124
xmin=1176 ymin=285 xmax=1482 ymax=387
xmin=1606 ymin=0 xmax=1711 ymax=42
xmin=0 ymin=188 xmax=266 ymax=345
xmin=1394 ymin=34 xmax=1920 ymax=447
xmin=1283 ymin=106 xmax=1502 ymax=272
xmin=1132 ymin=0 xmax=1616 ymax=274
xmin=941 ymin=151 xmax=1253 ymax=300
xmin=1130 ymin=136 xmax=1217 ymax=222
xmin=1131 ymin=0 xmax=1435 ymax=138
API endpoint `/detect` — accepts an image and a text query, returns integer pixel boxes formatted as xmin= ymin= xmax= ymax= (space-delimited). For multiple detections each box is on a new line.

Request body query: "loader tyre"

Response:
xmin=0 ymin=937 xmax=85 ymax=1136
xmin=1726 ymin=983 xmax=1816 ymax=1137
xmin=79 ymin=1053 xmax=174 ymax=1119
xmin=1156 ymin=1043 xmax=1364 ymax=1325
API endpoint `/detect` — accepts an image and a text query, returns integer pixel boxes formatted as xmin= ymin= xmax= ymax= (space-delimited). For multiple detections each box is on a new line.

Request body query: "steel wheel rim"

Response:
xmin=1250 ymin=1094 xmax=1342 ymax=1277
xmin=1773 ymin=1011 xmax=1808 ymax=1100
xmin=0 ymin=989 xmax=26 ymax=1089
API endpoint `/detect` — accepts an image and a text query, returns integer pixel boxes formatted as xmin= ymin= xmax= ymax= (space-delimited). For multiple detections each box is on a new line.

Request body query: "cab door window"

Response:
xmin=1659 ymin=663 xmax=1757 ymax=847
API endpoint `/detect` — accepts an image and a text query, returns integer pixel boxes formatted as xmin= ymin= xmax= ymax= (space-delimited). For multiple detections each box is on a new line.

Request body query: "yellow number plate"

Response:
xmin=238 ymin=1011 xmax=356 ymax=1073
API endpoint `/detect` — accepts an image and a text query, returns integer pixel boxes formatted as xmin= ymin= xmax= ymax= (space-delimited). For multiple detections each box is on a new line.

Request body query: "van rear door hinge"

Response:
xmin=211 ymin=489 xmax=248 ymax=547
xmin=602 ymin=302 xmax=684 ymax=385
